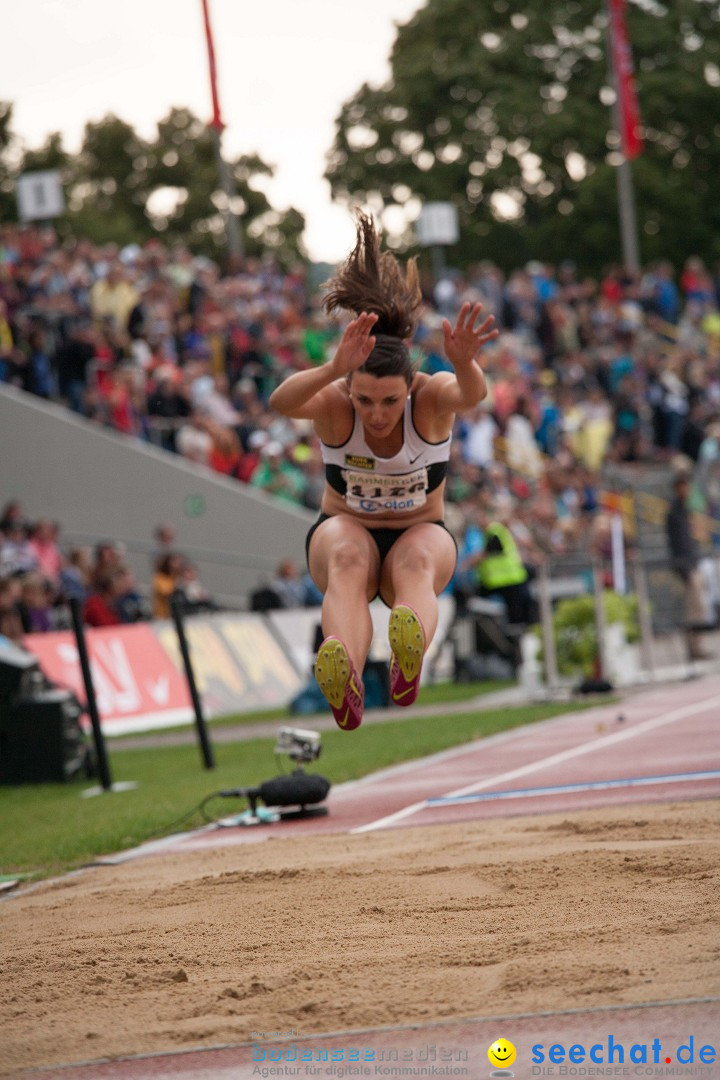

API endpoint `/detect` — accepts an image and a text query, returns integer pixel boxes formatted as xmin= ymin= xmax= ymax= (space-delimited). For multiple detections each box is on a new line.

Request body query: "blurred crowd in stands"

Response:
xmin=2 ymin=222 xmax=720 ymax=640
xmin=0 ymin=507 xmax=221 ymax=644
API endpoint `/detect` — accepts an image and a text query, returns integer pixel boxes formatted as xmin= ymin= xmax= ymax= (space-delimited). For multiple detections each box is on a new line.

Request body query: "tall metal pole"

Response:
xmin=200 ymin=0 xmax=244 ymax=263
xmin=592 ymin=560 xmax=611 ymax=682
xmin=431 ymin=245 xmax=446 ymax=287
xmin=170 ymin=593 xmax=215 ymax=770
xmin=69 ymin=597 xmax=113 ymax=792
xmin=615 ymin=159 xmax=640 ymax=277
xmin=537 ymin=563 xmax=559 ymax=692
xmin=211 ymin=127 xmax=244 ymax=263
xmin=631 ymin=555 xmax=655 ymax=679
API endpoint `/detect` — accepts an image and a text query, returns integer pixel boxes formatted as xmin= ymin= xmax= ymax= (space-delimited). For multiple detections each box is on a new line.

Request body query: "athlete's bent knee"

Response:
xmin=393 ymin=542 xmax=434 ymax=576
xmin=328 ymin=538 xmax=373 ymax=578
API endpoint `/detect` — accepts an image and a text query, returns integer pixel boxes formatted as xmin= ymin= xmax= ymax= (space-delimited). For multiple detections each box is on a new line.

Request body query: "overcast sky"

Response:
xmin=5 ymin=0 xmax=421 ymax=262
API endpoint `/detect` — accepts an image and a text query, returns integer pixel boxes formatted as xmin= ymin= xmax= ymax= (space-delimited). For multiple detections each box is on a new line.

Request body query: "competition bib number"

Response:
xmin=342 ymin=467 xmax=428 ymax=513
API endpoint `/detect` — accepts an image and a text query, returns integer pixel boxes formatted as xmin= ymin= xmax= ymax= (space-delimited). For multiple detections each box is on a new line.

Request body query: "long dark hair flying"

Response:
xmin=322 ymin=213 xmax=422 ymax=384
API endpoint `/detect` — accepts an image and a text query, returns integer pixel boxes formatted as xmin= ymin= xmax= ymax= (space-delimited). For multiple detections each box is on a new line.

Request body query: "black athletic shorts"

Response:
xmin=305 ymin=513 xmax=457 ymax=571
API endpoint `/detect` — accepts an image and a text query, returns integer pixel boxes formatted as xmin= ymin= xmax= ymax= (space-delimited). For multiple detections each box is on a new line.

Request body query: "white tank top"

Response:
xmin=320 ymin=395 xmax=451 ymax=516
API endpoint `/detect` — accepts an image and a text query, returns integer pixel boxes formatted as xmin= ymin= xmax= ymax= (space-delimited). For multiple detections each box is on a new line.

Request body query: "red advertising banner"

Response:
xmin=608 ymin=0 xmax=644 ymax=160
xmin=153 ymin=615 xmax=303 ymax=716
xmin=23 ymin=615 xmax=304 ymax=735
xmin=24 ymin=624 xmax=193 ymax=734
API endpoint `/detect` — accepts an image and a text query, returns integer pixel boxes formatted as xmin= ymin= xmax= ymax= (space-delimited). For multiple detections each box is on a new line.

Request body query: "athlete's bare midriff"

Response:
xmin=319 ymin=481 xmax=447 ymax=530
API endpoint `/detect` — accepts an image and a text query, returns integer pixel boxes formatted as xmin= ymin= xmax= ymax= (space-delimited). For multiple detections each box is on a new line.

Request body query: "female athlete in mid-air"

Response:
xmin=269 ymin=214 xmax=497 ymax=730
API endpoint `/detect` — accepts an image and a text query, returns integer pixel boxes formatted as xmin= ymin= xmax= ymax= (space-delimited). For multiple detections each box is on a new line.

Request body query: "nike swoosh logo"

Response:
xmin=408 ymin=453 xmax=422 ymax=464
xmin=392 ymin=686 xmax=414 ymax=702
xmin=337 ymin=708 xmax=351 ymax=728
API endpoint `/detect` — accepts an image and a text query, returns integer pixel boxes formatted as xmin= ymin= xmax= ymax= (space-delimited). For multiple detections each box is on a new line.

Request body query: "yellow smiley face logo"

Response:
xmin=488 ymin=1039 xmax=517 ymax=1068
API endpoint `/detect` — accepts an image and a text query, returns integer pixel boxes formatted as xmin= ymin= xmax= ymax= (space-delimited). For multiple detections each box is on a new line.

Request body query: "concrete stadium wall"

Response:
xmin=0 ymin=385 xmax=315 ymax=605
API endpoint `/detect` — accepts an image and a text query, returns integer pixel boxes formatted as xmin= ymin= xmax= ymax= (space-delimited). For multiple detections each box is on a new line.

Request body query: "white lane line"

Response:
xmin=426 ymin=770 xmax=720 ymax=806
xmin=351 ymin=691 xmax=720 ymax=834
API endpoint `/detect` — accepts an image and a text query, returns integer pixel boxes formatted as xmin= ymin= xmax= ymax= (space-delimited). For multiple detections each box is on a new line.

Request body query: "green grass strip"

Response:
xmin=0 ymin=696 xmax=590 ymax=881
xmin=115 ymin=678 xmax=516 ymax=739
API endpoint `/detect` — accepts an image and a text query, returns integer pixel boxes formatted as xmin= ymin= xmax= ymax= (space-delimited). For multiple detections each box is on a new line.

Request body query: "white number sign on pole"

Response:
xmin=416 ymin=202 xmax=459 ymax=247
xmin=16 ymin=170 xmax=65 ymax=223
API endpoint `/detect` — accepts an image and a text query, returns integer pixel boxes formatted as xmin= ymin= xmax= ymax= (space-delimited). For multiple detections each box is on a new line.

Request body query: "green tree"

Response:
xmin=0 ymin=104 xmax=307 ymax=265
xmin=0 ymin=117 xmax=76 ymax=234
xmin=144 ymin=108 xmax=306 ymax=263
xmin=69 ymin=114 xmax=150 ymax=245
xmin=18 ymin=132 xmax=73 ymax=176
xmin=325 ymin=0 xmax=720 ymax=275
xmin=0 ymin=102 xmax=18 ymax=222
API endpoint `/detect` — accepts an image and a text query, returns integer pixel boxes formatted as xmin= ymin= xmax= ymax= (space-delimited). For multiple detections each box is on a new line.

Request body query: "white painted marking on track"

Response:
xmin=351 ymin=691 xmax=720 ymax=833
xmin=426 ymin=770 xmax=720 ymax=806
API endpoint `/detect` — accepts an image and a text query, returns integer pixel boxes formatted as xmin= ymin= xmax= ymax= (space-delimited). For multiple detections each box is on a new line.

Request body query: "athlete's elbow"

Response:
xmin=460 ymin=380 xmax=488 ymax=410
xmin=472 ymin=372 xmax=489 ymax=404
xmin=268 ymin=388 xmax=289 ymax=414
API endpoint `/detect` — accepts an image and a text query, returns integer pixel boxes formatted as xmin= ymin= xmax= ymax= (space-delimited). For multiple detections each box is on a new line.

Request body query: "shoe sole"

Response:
xmin=314 ymin=638 xmax=351 ymax=709
xmin=389 ymin=604 xmax=425 ymax=685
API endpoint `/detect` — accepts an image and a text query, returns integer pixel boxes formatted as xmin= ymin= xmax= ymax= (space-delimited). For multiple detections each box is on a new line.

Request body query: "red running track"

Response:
xmin=103 ymin=672 xmax=720 ymax=862
xmin=27 ymin=674 xmax=720 ymax=1079
xmin=23 ymin=999 xmax=720 ymax=1080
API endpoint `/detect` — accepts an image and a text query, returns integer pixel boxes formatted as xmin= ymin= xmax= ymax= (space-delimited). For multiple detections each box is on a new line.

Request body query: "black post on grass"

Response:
xmin=170 ymin=592 xmax=215 ymax=770
xmin=69 ymin=597 xmax=113 ymax=792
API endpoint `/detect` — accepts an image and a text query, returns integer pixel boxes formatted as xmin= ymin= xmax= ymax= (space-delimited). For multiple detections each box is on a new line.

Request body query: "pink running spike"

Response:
xmin=314 ymin=636 xmax=364 ymax=731
xmin=388 ymin=603 xmax=425 ymax=707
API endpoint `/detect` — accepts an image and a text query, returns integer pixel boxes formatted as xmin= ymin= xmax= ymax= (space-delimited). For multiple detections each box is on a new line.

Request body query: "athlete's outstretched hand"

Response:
xmin=442 ymin=302 xmax=498 ymax=368
xmin=330 ymin=311 xmax=379 ymax=377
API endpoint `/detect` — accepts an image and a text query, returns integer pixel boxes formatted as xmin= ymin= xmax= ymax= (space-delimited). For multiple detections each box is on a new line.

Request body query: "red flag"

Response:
xmin=608 ymin=0 xmax=643 ymax=159
xmin=201 ymin=0 xmax=224 ymax=131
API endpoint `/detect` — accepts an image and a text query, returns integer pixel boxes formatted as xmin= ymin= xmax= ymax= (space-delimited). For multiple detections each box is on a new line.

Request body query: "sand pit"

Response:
xmin=2 ymin=798 xmax=719 ymax=1076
